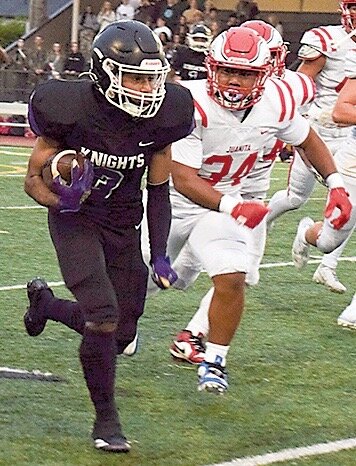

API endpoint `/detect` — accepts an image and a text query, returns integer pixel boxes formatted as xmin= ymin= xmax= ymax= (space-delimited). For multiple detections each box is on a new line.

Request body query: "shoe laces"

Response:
xmin=204 ymin=361 xmax=227 ymax=379
xmin=188 ymin=333 xmax=205 ymax=352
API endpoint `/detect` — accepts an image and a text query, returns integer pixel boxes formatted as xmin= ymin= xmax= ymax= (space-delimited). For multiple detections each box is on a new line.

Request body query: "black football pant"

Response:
xmin=48 ymin=211 xmax=148 ymax=347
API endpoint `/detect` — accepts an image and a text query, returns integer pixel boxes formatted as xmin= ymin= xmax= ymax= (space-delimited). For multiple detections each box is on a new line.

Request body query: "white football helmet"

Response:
xmin=90 ymin=21 xmax=170 ymax=118
xmin=187 ymin=23 xmax=213 ymax=52
xmin=205 ymin=27 xmax=272 ymax=111
xmin=240 ymin=20 xmax=288 ymax=77
xmin=340 ymin=0 xmax=356 ymax=33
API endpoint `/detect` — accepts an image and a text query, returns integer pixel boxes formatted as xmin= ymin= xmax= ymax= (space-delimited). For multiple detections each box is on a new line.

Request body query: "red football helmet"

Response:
xmin=205 ymin=27 xmax=272 ymax=111
xmin=340 ymin=1 xmax=356 ymax=33
xmin=240 ymin=20 xmax=288 ymax=77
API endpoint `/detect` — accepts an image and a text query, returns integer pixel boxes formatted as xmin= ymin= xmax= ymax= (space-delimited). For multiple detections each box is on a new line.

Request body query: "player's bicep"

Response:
xmin=147 ymin=145 xmax=172 ymax=185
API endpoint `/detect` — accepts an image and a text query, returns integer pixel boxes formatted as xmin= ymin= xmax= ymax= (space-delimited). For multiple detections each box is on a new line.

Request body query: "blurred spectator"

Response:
xmin=174 ymin=14 xmax=189 ymax=44
xmin=204 ymin=6 xmax=219 ymax=28
xmin=156 ymin=0 xmax=181 ymax=31
xmin=28 ymin=35 xmax=47 ymax=85
xmin=223 ymin=13 xmax=239 ymax=30
xmin=134 ymin=0 xmax=156 ymax=26
xmin=209 ymin=19 xmax=222 ymax=38
xmin=97 ymin=1 xmax=116 ymax=32
xmin=0 ymin=45 xmax=10 ymax=68
xmin=45 ymin=42 xmax=65 ymax=80
xmin=154 ymin=16 xmax=173 ymax=41
xmin=235 ymin=0 xmax=260 ymax=24
xmin=265 ymin=13 xmax=284 ymax=37
xmin=9 ymin=38 xmax=30 ymax=101
xmin=63 ymin=42 xmax=86 ymax=78
xmin=129 ymin=0 xmax=141 ymax=11
xmin=12 ymin=38 xmax=30 ymax=71
xmin=182 ymin=0 xmax=203 ymax=25
xmin=79 ymin=5 xmax=99 ymax=64
xmin=116 ymin=0 xmax=135 ymax=20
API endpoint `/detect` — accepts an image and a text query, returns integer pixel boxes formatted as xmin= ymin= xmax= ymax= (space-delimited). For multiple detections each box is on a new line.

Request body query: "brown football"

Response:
xmin=42 ymin=150 xmax=86 ymax=187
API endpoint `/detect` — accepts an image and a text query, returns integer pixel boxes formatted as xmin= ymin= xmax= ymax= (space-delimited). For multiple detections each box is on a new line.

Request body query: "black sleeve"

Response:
xmin=146 ymin=180 xmax=171 ymax=261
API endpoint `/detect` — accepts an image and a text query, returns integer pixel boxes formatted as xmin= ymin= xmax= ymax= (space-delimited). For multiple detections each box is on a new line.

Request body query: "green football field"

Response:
xmin=0 ymin=145 xmax=355 ymax=466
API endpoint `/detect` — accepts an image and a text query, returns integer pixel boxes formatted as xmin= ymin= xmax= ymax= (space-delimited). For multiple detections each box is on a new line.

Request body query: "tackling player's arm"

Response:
xmin=146 ymin=144 xmax=178 ymax=288
xmin=297 ymin=127 xmax=352 ymax=229
xmin=171 ymin=161 xmax=269 ymax=228
xmin=297 ymin=55 xmax=326 ymax=79
xmin=332 ymin=77 xmax=356 ymax=124
xmin=24 ymin=136 xmax=62 ymax=208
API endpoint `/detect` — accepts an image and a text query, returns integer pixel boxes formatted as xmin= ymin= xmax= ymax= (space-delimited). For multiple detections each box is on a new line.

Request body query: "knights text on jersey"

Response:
xmin=28 ymin=79 xmax=195 ymax=229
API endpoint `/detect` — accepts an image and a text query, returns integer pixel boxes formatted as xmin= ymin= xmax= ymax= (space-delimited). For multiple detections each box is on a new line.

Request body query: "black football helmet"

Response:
xmin=90 ymin=20 xmax=170 ymax=117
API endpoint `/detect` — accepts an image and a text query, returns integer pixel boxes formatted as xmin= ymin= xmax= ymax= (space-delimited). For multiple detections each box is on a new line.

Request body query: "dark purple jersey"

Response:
xmin=28 ymin=79 xmax=195 ymax=230
xmin=171 ymin=45 xmax=207 ymax=80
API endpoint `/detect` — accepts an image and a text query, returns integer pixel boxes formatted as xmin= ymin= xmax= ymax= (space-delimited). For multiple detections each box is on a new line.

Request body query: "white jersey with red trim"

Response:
xmin=239 ymin=69 xmax=316 ymax=198
xmin=170 ymin=78 xmax=310 ymax=217
xmin=298 ymin=25 xmax=355 ymax=125
xmin=334 ymin=49 xmax=356 ymax=180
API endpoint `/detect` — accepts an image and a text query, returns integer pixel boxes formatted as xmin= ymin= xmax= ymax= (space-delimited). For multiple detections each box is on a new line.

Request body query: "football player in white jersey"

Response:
xmin=166 ymin=27 xmax=351 ymax=394
xmin=267 ymin=1 xmax=356 ymax=293
xmin=168 ymin=21 xmax=316 ymax=366
xmin=293 ymin=48 xmax=356 ymax=329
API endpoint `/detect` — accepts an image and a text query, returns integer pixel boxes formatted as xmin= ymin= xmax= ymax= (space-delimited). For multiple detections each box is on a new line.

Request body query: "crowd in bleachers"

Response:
xmin=1 ymin=1 xmax=265 ymax=88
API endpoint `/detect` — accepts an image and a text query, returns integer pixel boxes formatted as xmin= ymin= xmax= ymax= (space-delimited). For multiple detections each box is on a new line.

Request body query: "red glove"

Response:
xmin=324 ymin=187 xmax=352 ymax=230
xmin=219 ymin=195 xmax=269 ymax=229
xmin=230 ymin=201 xmax=269 ymax=228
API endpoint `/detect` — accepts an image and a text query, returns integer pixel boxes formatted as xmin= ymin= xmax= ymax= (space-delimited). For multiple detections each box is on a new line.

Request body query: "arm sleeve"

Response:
xmin=146 ymin=180 xmax=171 ymax=261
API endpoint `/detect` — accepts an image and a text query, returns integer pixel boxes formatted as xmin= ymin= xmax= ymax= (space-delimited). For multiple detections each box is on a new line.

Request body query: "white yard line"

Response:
xmin=0 ymin=257 xmax=355 ymax=292
xmin=208 ymin=437 xmax=356 ymax=466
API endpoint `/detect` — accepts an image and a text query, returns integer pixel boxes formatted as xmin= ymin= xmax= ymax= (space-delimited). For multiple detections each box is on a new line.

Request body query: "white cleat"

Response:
xmin=337 ymin=305 xmax=356 ymax=329
xmin=313 ymin=264 xmax=346 ymax=294
xmin=292 ymin=217 xmax=314 ymax=269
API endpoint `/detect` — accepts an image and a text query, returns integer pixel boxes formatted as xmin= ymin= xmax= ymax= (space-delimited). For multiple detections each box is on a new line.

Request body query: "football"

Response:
xmin=42 ymin=150 xmax=86 ymax=187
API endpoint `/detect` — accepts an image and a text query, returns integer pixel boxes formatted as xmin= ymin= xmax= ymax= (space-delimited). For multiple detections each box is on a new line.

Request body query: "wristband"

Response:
xmin=325 ymin=173 xmax=345 ymax=189
xmin=219 ymin=194 xmax=243 ymax=214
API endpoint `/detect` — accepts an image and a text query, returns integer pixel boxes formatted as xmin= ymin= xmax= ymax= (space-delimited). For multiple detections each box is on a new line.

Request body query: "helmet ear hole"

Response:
xmin=89 ymin=21 xmax=170 ymax=118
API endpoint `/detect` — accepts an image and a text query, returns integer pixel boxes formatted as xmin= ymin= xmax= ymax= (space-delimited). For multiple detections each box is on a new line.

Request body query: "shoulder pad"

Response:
xmin=298 ymin=44 xmax=322 ymax=60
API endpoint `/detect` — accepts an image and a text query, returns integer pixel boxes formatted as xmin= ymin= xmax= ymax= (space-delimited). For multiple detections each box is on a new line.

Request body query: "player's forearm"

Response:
xmin=173 ymin=173 xmax=222 ymax=210
xmin=298 ymin=128 xmax=338 ymax=180
xmin=24 ymin=174 xmax=60 ymax=208
xmin=332 ymin=102 xmax=356 ymax=125
xmin=146 ymin=181 xmax=171 ymax=261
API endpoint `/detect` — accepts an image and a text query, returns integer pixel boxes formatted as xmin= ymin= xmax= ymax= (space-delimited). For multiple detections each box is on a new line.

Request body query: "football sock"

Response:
xmin=204 ymin=342 xmax=230 ymax=367
xmin=79 ymin=328 xmax=121 ymax=436
xmin=186 ymin=287 xmax=213 ymax=338
xmin=46 ymin=299 xmax=85 ymax=334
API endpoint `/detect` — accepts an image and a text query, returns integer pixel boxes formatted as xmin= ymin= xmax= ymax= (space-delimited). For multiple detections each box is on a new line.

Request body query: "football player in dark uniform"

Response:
xmin=23 ymin=20 xmax=194 ymax=453
xmin=171 ymin=23 xmax=212 ymax=81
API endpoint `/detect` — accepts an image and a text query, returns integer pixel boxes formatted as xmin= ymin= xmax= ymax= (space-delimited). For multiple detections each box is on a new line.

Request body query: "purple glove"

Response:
xmin=151 ymin=256 xmax=178 ymax=289
xmin=52 ymin=159 xmax=94 ymax=213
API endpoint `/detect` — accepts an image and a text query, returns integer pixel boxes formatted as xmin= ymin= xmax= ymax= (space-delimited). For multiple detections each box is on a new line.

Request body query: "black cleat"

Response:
xmin=92 ymin=419 xmax=131 ymax=453
xmin=93 ymin=435 xmax=131 ymax=453
xmin=24 ymin=278 xmax=53 ymax=336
